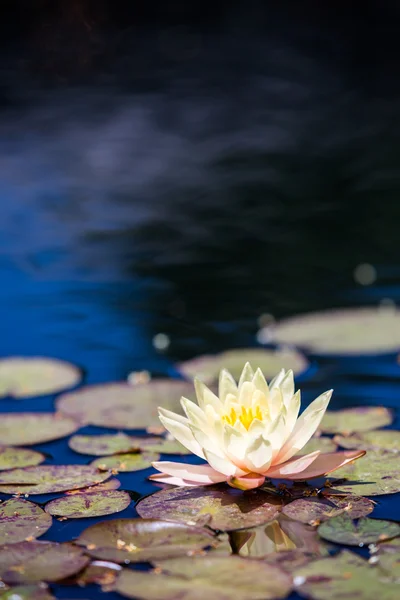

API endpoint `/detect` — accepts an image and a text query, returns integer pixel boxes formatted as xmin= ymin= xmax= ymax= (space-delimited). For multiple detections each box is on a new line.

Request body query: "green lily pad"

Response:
xmin=136 ymin=485 xmax=282 ymax=531
xmin=90 ymin=452 xmax=159 ymax=473
xmin=0 ymin=499 xmax=52 ymax=544
xmin=75 ymin=518 xmax=216 ymax=563
xmin=114 ymin=555 xmax=292 ymax=600
xmin=64 ymin=478 xmax=121 ymax=493
xmin=268 ymin=307 xmax=400 ymax=355
xmin=317 ymin=515 xmax=400 ymax=546
xmin=0 ymin=541 xmax=89 ymax=584
xmin=0 ymin=413 xmax=80 ymax=446
xmin=56 ymin=380 xmax=194 ymax=429
xmin=45 ymin=490 xmax=131 ymax=519
xmin=297 ymin=437 xmax=338 ymax=455
xmin=334 ymin=430 xmax=400 ymax=452
xmin=282 ymin=496 xmax=374 ymax=525
xmin=0 ymin=465 xmax=111 ymax=495
xmin=0 ymin=357 xmax=82 ymax=399
xmin=263 ymin=550 xmax=314 ymax=572
xmin=69 ymin=433 xmax=138 ymax=456
xmin=177 ymin=347 xmax=308 ymax=385
xmin=76 ymin=560 xmax=122 ymax=586
xmin=377 ymin=551 xmax=400 ymax=579
xmin=328 ymin=450 xmax=400 ymax=496
xmin=0 ymin=584 xmax=55 ymax=600
xmin=0 ymin=447 xmax=45 ymax=471
xmin=320 ymin=406 xmax=393 ymax=434
xmin=293 ymin=550 xmax=399 ymax=599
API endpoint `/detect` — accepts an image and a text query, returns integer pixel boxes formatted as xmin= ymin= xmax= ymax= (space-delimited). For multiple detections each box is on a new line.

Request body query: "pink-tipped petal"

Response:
xmin=148 ymin=474 xmax=217 ymax=487
xmin=265 ymin=450 xmax=321 ymax=478
xmin=268 ymin=450 xmax=366 ymax=481
xmin=152 ymin=461 xmax=227 ymax=484
xmin=228 ymin=473 xmax=266 ymax=490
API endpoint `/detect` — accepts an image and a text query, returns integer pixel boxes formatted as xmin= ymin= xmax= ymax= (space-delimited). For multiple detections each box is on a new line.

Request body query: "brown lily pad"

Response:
xmin=268 ymin=307 xmax=400 ymax=355
xmin=293 ymin=549 xmax=400 ymax=599
xmin=139 ymin=437 xmax=191 ymax=455
xmin=282 ymin=496 xmax=374 ymax=525
xmin=334 ymin=430 xmax=400 ymax=452
xmin=0 ymin=413 xmax=80 ymax=446
xmin=56 ymin=380 xmax=194 ymax=430
xmin=0 ymin=465 xmax=111 ymax=495
xmin=317 ymin=515 xmax=400 ymax=546
xmin=65 ymin=478 xmax=121 ymax=494
xmin=0 ymin=498 xmax=52 ymax=544
xmin=0 ymin=541 xmax=89 ymax=584
xmin=177 ymin=347 xmax=308 ymax=384
xmin=45 ymin=490 xmax=131 ymax=519
xmin=76 ymin=560 xmax=122 ymax=586
xmin=91 ymin=452 xmax=159 ymax=473
xmin=328 ymin=450 xmax=400 ymax=496
xmin=320 ymin=406 xmax=393 ymax=434
xmin=75 ymin=518 xmax=216 ymax=563
xmin=0 ymin=447 xmax=45 ymax=471
xmin=0 ymin=584 xmax=55 ymax=600
xmin=0 ymin=357 xmax=81 ymax=399
xmin=114 ymin=555 xmax=292 ymax=600
xmin=136 ymin=485 xmax=282 ymax=531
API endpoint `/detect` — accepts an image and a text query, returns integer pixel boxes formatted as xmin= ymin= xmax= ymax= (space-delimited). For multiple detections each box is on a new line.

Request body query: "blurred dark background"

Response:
xmin=0 ymin=0 xmax=399 ymax=379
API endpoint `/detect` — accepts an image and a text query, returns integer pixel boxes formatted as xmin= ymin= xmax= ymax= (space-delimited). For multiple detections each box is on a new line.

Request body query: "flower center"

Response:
xmin=222 ymin=404 xmax=264 ymax=430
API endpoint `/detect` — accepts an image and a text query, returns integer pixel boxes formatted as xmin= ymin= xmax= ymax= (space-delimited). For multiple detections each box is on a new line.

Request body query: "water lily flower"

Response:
xmin=150 ymin=363 xmax=365 ymax=490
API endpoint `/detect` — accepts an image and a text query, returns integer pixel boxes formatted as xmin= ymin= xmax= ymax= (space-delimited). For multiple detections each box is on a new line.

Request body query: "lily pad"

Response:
xmin=317 ymin=515 xmax=400 ymax=546
xmin=0 ymin=541 xmax=89 ymax=584
xmin=377 ymin=550 xmax=400 ymax=579
xmin=320 ymin=406 xmax=393 ymax=434
xmin=0 ymin=413 xmax=80 ymax=446
xmin=0 ymin=357 xmax=81 ymax=399
xmin=334 ymin=430 xmax=400 ymax=452
xmin=91 ymin=452 xmax=159 ymax=473
xmin=139 ymin=437 xmax=191 ymax=455
xmin=136 ymin=485 xmax=282 ymax=531
xmin=297 ymin=436 xmax=338 ymax=455
xmin=0 ymin=499 xmax=52 ymax=544
xmin=282 ymin=496 xmax=374 ymax=525
xmin=0 ymin=447 xmax=45 ymax=470
xmin=76 ymin=518 xmax=216 ymax=563
xmin=56 ymin=380 xmax=194 ymax=429
xmin=69 ymin=433 xmax=138 ymax=456
xmin=0 ymin=584 xmax=55 ymax=600
xmin=177 ymin=347 xmax=308 ymax=385
xmin=76 ymin=561 xmax=122 ymax=586
xmin=0 ymin=465 xmax=111 ymax=495
xmin=293 ymin=550 xmax=399 ymax=599
xmin=328 ymin=450 xmax=400 ymax=496
xmin=45 ymin=490 xmax=131 ymax=519
xmin=65 ymin=478 xmax=121 ymax=493
xmin=114 ymin=555 xmax=292 ymax=600
xmin=268 ymin=307 xmax=400 ymax=355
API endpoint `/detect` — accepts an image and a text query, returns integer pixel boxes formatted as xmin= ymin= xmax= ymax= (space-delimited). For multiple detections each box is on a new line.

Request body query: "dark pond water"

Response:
xmin=1 ymin=4 xmax=400 ymax=599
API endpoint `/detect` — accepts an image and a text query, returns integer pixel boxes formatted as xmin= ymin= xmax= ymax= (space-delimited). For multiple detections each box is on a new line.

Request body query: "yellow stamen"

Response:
xmin=222 ymin=403 xmax=265 ymax=430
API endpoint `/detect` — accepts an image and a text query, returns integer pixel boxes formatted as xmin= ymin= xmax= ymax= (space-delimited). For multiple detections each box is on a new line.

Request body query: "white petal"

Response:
xmin=252 ymin=368 xmax=269 ymax=397
xmin=238 ymin=381 xmax=256 ymax=407
xmin=203 ymin=449 xmax=243 ymax=477
xmin=158 ymin=406 xmax=189 ymax=425
xmin=282 ymin=390 xmax=301 ymax=439
xmin=238 ymin=362 xmax=254 ymax=389
xmin=248 ymin=418 xmax=268 ymax=437
xmin=180 ymin=397 xmax=209 ymax=429
xmin=265 ymin=413 xmax=287 ymax=460
xmin=158 ymin=414 xmax=205 ymax=459
xmin=152 ymin=461 xmax=227 ymax=484
xmin=244 ymin=435 xmax=273 ymax=473
xmin=223 ymin=424 xmax=247 ymax=463
xmin=268 ymin=369 xmax=286 ymax=389
xmin=274 ymin=390 xmax=332 ymax=464
xmin=194 ymin=378 xmax=223 ymax=414
xmin=219 ymin=369 xmax=238 ymax=403
xmin=268 ymin=387 xmax=284 ymax=420
xmin=189 ymin=423 xmax=226 ymax=458
xmin=280 ymin=370 xmax=295 ymax=405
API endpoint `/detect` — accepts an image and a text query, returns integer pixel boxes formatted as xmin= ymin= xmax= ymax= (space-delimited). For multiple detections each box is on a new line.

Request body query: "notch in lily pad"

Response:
xmin=317 ymin=514 xmax=400 ymax=546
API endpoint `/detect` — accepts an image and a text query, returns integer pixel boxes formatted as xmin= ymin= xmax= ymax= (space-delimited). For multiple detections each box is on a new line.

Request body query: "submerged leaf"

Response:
xmin=0 ymin=447 xmax=45 ymax=471
xmin=136 ymin=485 xmax=282 ymax=531
xmin=0 ymin=541 xmax=89 ymax=584
xmin=177 ymin=347 xmax=308 ymax=384
xmin=268 ymin=307 xmax=400 ymax=355
xmin=76 ymin=518 xmax=216 ymax=563
xmin=328 ymin=450 xmax=400 ymax=496
xmin=0 ymin=499 xmax=52 ymax=544
xmin=0 ymin=357 xmax=81 ymax=399
xmin=320 ymin=406 xmax=393 ymax=434
xmin=334 ymin=430 xmax=400 ymax=452
xmin=317 ymin=515 xmax=400 ymax=546
xmin=91 ymin=452 xmax=159 ymax=473
xmin=114 ymin=555 xmax=292 ymax=600
xmin=0 ymin=465 xmax=111 ymax=495
xmin=0 ymin=413 xmax=80 ymax=446
xmin=0 ymin=584 xmax=55 ymax=600
xmin=282 ymin=496 xmax=374 ymax=525
xmin=294 ymin=549 xmax=399 ymax=599
xmin=45 ymin=490 xmax=131 ymax=519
